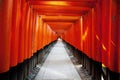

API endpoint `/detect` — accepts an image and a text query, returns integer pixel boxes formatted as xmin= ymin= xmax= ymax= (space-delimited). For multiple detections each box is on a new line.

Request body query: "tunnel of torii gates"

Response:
xmin=0 ymin=0 xmax=120 ymax=78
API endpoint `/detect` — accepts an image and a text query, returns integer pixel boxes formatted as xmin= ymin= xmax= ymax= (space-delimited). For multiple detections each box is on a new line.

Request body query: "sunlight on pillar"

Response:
xmin=82 ymin=27 xmax=88 ymax=41
xmin=111 ymin=40 xmax=116 ymax=47
xmin=102 ymin=44 xmax=107 ymax=51
xmin=80 ymin=16 xmax=83 ymax=50
xmin=96 ymin=34 xmax=100 ymax=41
xmin=102 ymin=64 xmax=106 ymax=67
xmin=36 ymin=15 xmax=39 ymax=31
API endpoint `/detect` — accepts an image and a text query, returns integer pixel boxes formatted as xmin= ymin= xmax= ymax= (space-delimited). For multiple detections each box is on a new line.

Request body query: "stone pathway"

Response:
xmin=35 ymin=40 xmax=81 ymax=80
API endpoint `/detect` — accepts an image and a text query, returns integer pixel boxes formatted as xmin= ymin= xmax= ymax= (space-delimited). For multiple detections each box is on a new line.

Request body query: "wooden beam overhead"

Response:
xmin=32 ymin=5 xmax=89 ymax=15
xmin=28 ymin=0 xmax=96 ymax=16
xmin=42 ymin=16 xmax=80 ymax=22
xmin=47 ymin=22 xmax=73 ymax=33
xmin=37 ymin=12 xmax=84 ymax=16
xmin=36 ymin=10 xmax=87 ymax=16
xmin=32 ymin=5 xmax=90 ymax=11
xmin=28 ymin=0 xmax=97 ymax=2
xmin=29 ymin=1 xmax=95 ymax=7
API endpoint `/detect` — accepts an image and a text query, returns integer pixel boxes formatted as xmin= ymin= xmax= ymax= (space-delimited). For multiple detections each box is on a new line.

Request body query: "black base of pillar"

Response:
xmin=10 ymin=66 xmax=17 ymax=80
xmin=93 ymin=61 xmax=102 ymax=80
xmin=108 ymin=69 xmax=120 ymax=80
xmin=102 ymin=67 xmax=120 ymax=80
xmin=0 ymin=71 xmax=9 ymax=80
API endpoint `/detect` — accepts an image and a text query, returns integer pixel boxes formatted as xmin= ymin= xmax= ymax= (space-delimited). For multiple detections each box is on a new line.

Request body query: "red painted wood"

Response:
xmin=94 ymin=1 xmax=102 ymax=62
xmin=18 ymin=0 xmax=26 ymax=63
xmin=101 ymin=0 xmax=111 ymax=68
xmin=29 ymin=9 xmax=33 ymax=56
xmin=25 ymin=5 xmax=31 ymax=59
xmin=118 ymin=0 xmax=120 ymax=73
xmin=24 ymin=2 xmax=29 ymax=60
xmin=109 ymin=0 xmax=119 ymax=73
xmin=0 ymin=0 xmax=13 ymax=73
xmin=74 ymin=19 xmax=81 ymax=50
xmin=10 ymin=0 xmax=21 ymax=67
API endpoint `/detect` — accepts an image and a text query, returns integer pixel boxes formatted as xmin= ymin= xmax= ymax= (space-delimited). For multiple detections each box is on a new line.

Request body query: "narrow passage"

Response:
xmin=35 ymin=39 xmax=81 ymax=80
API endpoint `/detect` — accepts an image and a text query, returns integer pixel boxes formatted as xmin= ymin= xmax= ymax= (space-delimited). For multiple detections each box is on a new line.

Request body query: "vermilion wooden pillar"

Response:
xmin=34 ymin=12 xmax=38 ymax=53
xmin=91 ymin=8 xmax=95 ymax=61
xmin=62 ymin=33 xmax=65 ymax=40
xmin=48 ymin=29 xmax=50 ymax=44
xmin=109 ymin=0 xmax=118 ymax=72
xmin=47 ymin=26 xmax=52 ymax=44
xmin=65 ymin=31 xmax=69 ymax=43
xmin=41 ymin=21 xmax=44 ymax=48
xmin=31 ymin=11 xmax=36 ymax=54
xmin=47 ymin=25 xmax=52 ymax=44
xmin=39 ymin=16 xmax=43 ymax=49
xmin=50 ymin=29 xmax=53 ymax=42
xmin=82 ymin=14 xmax=89 ymax=57
xmin=37 ymin=16 xmax=42 ymax=50
xmin=108 ymin=0 xmax=120 ymax=80
xmin=10 ymin=0 xmax=21 ymax=67
xmin=88 ymin=8 xmax=93 ymax=76
xmin=34 ymin=14 xmax=39 ymax=53
xmin=52 ymin=32 xmax=57 ymax=40
xmin=50 ymin=27 xmax=53 ymax=43
xmin=42 ymin=22 xmax=46 ymax=47
xmin=88 ymin=9 xmax=92 ymax=59
xmin=28 ymin=8 xmax=33 ymax=57
xmin=74 ymin=18 xmax=81 ymax=50
xmin=69 ymin=25 xmax=75 ymax=46
xmin=0 ymin=0 xmax=13 ymax=73
xmin=101 ymin=0 xmax=120 ymax=80
xmin=118 ymin=0 xmax=120 ymax=74
xmin=101 ymin=0 xmax=111 ymax=68
xmin=46 ymin=25 xmax=49 ymax=44
xmin=28 ymin=8 xmax=32 ymax=58
xmin=92 ymin=1 xmax=102 ymax=80
xmin=45 ymin=23 xmax=48 ymax=46
xmin=51 ymin=32 xmax=54 ymax=41
xmin=68 ymin=29 xmax=72 ymax=44
xmin=24 ymin=3 xmax=30 ymax=60
xmin=18 ymin=0 xmax=26 ymax=63
xmin=80 ymin=16 xmax=83 ymax=51
xmin=45 ymin=25 xmax=49 ymax=45
xmin=94 ymin=0 xmax=102 ymax=63
xmin=25 ymin=6 xmax=31 ymax=59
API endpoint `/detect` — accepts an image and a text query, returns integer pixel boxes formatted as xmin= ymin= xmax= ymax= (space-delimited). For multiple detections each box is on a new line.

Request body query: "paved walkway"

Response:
xmin=35 ymin=40 xmax=82 ymax=80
